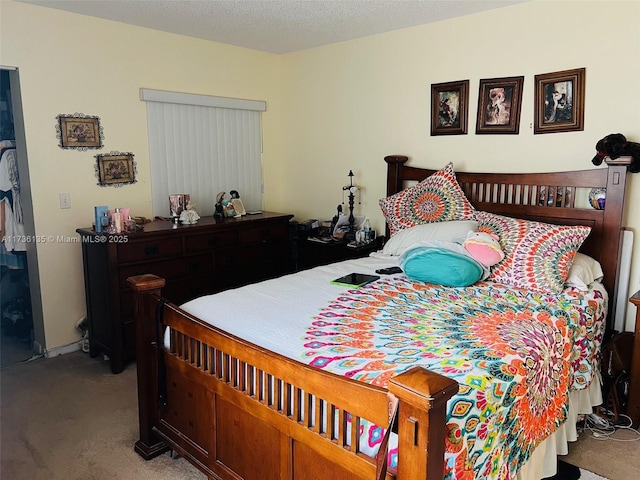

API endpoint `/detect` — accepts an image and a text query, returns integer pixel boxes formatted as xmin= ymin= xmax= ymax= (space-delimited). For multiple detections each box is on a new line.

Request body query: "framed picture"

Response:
xmin=475 ymin=76 xmax=524 ymax=134
xmin=56 ymin=113 xmax=104 ymax=149
xmin=534 ymin=67 xmax=585 ymax=134
xmin=95 ymin=152 xmax=136 ymax=187
xmin=430 ymin=80 xmax=469 ymax=136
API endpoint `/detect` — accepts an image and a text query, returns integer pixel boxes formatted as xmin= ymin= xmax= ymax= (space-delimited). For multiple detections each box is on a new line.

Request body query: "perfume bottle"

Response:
xmin=111 ymin=208 xmax=124 ymax=233
xmin=100 ymin=211 xmax=110 ymax=231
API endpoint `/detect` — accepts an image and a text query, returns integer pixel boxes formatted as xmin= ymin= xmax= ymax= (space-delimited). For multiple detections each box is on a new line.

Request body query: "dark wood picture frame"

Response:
xmin=57 ymin=113 xmax=103 ymax=149
xmin=96 ymin=152 xmax=136 ymax=187
xmin=430 ymin=80 xmax=469 ymax=136
xmin=475 ymin=76 xmax=524 ymax=134
xmin=534 ymin=67 xmax=585 ymax=134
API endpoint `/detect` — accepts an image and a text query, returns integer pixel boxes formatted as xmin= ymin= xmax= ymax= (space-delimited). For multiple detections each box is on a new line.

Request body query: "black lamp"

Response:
xmin=342 ymin=170 xmax=358 ymax=242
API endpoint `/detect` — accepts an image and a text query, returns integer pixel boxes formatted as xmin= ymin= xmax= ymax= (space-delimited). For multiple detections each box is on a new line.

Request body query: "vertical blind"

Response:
xmin=142 ymin=88 xmax=265 ymax=217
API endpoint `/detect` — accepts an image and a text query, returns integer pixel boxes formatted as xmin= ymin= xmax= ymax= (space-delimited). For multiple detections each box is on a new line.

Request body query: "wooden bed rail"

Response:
xmin=128 ymin=274 xmax=459 ymax=480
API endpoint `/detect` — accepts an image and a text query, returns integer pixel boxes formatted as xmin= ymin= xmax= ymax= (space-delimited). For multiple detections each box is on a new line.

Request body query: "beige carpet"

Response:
xmin=563 ymin=423 xmax=640 ymax=480
xmin=1 ymin=352 xmax=203 ymax=480
xmin=1 ymin=351 xmax=639 ymax=480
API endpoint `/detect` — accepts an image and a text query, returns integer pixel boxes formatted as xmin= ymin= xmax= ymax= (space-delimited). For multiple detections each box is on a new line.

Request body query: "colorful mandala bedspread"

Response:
xmin=302 ymin=277 xmax=606 ymax=480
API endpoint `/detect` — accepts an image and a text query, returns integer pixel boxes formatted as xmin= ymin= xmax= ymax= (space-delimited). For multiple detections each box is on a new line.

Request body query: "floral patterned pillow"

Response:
xmin=475 ymin=211 xmax=591 ymax=294
xmin=379 ymin=163 xmax=476 ymax=236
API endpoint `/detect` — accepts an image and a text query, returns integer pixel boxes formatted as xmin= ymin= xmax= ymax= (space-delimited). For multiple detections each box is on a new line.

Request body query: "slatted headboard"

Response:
xmin=384 ymin=155 xmax=631 ymax=328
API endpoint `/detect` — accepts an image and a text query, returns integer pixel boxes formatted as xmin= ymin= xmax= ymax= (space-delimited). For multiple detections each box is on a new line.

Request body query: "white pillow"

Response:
xmin=565 ymin=253 xmax=604 ymax=290
xmin=382 ymin=220 xmax=478 ymax=256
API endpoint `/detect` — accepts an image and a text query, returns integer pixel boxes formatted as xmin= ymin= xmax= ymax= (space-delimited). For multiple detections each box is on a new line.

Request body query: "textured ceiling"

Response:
xmin=16 ymin=0 xmax=528 ymax=54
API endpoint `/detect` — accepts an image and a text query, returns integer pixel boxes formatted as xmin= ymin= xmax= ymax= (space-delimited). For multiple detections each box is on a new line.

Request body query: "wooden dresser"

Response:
xmin=627 ymin=291 xmax=640 ymax=427
xmin=77 ymin=212 xmax=293 ymax=373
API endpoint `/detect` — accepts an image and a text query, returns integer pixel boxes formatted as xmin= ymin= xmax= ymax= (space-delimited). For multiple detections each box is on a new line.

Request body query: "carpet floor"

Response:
xmin=1 ymin=351 xmax=639 ymax=479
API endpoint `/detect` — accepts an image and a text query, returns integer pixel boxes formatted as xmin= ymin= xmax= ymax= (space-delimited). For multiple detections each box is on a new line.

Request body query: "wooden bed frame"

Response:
xmin=129 ymin=155 xmax=631 ymax=480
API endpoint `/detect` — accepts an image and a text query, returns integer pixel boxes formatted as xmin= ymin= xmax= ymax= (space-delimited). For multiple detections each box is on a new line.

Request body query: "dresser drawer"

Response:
xmin=118 ymin=254 xmax=213 ymax=284
xmin=117 ymin=237 xmax=183 ymax=263
xmin=239 ymin=222 xmax=287 ymax=244
xmin=185 ymin=230 xmax=238 ymax=253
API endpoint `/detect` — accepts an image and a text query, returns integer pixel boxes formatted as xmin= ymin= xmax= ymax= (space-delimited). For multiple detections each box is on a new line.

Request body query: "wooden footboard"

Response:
xmin=128 ymin=274 xmax=458 ymax=480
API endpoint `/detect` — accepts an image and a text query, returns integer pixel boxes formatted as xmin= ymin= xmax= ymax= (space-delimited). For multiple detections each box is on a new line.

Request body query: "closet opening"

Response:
xmin=1 ymin=67 xmax=44 ymax=367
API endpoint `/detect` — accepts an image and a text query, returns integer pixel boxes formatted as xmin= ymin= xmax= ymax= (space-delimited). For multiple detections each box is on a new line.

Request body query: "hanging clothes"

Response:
xmin=0 ymin=140 xmax=26 ymax=266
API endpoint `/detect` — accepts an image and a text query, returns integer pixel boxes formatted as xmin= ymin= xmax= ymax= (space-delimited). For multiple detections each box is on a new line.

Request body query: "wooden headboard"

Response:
xmin=384 ymin=155 xmax=631 ymax=328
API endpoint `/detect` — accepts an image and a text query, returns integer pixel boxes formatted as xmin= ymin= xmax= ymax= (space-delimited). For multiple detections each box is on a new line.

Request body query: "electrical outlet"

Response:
xmin=59 ymin=192 xmax=71 ymax=209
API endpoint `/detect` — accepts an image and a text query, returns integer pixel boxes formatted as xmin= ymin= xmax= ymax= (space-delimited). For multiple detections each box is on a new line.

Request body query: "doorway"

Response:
xmin=1 ymin=67 xmax=44 ymax=367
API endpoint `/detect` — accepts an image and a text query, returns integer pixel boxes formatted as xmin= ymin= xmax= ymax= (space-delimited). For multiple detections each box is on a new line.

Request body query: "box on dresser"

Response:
xmin=76 ymin=212 xmax=293 ymax=374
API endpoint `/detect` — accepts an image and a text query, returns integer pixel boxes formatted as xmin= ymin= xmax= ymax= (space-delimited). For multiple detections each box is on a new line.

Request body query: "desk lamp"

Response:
xmin=342 ymin=170 xmax=359 ymax=241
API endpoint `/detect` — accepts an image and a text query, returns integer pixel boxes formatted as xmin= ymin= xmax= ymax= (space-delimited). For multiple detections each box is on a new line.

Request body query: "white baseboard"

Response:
xmin=32 ymin=340 xmax=45 ymax=355
xmin=44 ymin=340 xmax=82 ymax=358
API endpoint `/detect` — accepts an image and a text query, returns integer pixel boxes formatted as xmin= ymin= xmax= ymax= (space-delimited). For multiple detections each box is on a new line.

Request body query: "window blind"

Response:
xmin=142 ymin=88 xmax=265 ymax=217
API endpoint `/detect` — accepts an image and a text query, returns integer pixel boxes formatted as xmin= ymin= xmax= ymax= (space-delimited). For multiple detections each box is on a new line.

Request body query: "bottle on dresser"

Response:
xmin=111 ymin=208 xmax=124 ymax=233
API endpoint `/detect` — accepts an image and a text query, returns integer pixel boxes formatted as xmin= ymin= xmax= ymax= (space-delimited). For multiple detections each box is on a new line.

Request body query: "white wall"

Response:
xmin=2 ymin=0 xmax=639 ymax=350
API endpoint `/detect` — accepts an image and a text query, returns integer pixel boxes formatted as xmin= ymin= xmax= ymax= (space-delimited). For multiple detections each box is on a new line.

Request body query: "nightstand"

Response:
xmin=295 ymin=236 xmax=384 ymax=271
xmin=627 ymin=291 xmax=640 ymax=427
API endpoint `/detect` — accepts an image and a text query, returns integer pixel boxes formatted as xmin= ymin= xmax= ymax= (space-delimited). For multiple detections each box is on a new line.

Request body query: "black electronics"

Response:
xmin=375 ymin=266 xmax=403 ymax=275
xmin=331 ymin=273 xmax=380 ymax=287
xmin=298 ymin=219 xmax=320 ymax=232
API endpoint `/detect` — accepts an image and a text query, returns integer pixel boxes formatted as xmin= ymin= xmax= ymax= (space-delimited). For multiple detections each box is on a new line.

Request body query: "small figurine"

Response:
xmin=224 ymin=202 xmax=236 ymax=217
xmin=229 ymin=189 xmax=246 ymax=216
xmin=179 ymin=201 xmax=200 ymax=225
xmin=214 ymin=191 xmax=225 ymax=219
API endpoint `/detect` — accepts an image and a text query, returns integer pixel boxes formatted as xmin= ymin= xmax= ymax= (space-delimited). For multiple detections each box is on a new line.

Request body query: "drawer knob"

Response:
xmin=144 ymin=246 xmax=160 ymax=256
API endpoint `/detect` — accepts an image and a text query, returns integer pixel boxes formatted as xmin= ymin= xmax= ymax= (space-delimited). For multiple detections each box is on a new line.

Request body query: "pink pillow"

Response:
xmin=463 ymin=231 xmax=504 ymax=267
xmin=475 ymin=211 xmax=591 ymax=294
xmin=379 ymin=163 xmax=476 ymax=237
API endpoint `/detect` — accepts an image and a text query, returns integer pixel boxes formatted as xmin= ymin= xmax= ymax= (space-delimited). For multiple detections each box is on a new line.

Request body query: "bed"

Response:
xmin=128 ymin=154 xmax=631 ymax=480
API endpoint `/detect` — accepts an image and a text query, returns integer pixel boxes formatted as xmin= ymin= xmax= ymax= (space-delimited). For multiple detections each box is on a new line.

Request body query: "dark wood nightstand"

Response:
xmin=295 ymin=236 xmax=384 ymax=271
xmin=627 ymin=291 xmax=640 ymax=427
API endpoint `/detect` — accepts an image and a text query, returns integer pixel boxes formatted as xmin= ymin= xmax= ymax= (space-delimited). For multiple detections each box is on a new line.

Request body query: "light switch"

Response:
xmin=59 ymin=192 xmax=71 ymax=209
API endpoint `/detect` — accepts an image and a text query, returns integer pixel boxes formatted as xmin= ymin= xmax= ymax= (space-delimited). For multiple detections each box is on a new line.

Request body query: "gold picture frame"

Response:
xmin=57 ymin=113 xmax=104 ymax=149
xmin=430 ymin=80 xmax=469 ymax=136
xmin=534 ymin=67 xmax=585 ymax=134
xmin=475 ymin=76 xmax=524 ymax=134
xmin=95 ymin=152 xmax=136 ymax=187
